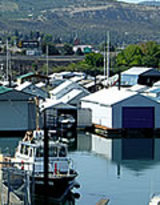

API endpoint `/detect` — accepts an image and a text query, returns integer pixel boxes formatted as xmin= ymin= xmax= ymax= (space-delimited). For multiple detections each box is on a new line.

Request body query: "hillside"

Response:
xmin=1 ymin=0 xmax=160 ymax=44
xmin=139 ymin=1 xmax=160 ymax=6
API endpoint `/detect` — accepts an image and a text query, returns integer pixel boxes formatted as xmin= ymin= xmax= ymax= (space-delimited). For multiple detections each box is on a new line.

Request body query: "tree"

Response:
xmin=84 ymin=53 xmax=104 ymax=67
xmin=41 ymin=43 xmax=60 ymax=55
xmin=63 ymin=43 xmax=74 ymax=55
xmin=116 ymin=44 xmax=143 ymax=67
xmin=43 ymin=34 xmax=53 ymax=44
xmin=139 ymin=41 xmax=160 ymax=68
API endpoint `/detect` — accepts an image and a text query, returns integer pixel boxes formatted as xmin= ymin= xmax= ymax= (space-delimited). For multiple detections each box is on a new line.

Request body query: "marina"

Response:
xmin=1 ymin=131 xmax=160 ymax=204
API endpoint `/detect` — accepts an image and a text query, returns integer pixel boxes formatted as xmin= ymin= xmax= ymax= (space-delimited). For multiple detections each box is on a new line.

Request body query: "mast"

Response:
xmin=6 ymin=39 xmax=9 ymax=81
xmin=104 ymin=33 xmax=106 ymax=87
xmin=107 ymin=31 xmax=110 ymax=85
xmin=46 ymin=45 xmax=49 ymax=77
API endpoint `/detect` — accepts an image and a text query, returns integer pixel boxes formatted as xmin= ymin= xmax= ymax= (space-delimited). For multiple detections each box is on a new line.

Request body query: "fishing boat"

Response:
xmin=12 ymin=130 xmax=79 ymax=196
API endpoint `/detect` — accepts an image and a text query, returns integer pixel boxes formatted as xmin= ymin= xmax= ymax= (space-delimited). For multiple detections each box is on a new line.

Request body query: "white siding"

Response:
xmin=92 ymin=134 xmax=112 ymax=159
xmin=81 ymin=101 xmax=112 ymax=128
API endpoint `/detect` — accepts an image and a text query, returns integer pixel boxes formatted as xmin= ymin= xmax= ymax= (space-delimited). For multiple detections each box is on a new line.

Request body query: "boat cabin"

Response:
xmin=15 ymin=140 xmax=70 ymax=174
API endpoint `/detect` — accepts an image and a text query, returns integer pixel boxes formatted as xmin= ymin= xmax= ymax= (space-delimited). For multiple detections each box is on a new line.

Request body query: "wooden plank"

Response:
xmin=96 ymin=198 xmax=110 ymax=205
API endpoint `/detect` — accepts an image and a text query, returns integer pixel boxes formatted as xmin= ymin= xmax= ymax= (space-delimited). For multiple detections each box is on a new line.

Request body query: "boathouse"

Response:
xmin=81 ymin=87 xmax=160 ymax=129
xmin=15 ymin=81 xmax=49 ymax=99
xmin=121 ymin=67 xmax=153 ymax=86
xmin=0 ymin=86 xmax=36 ymax=132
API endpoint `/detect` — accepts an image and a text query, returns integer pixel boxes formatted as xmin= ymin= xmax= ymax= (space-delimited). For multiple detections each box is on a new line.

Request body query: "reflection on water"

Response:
xmin=1 ymin=132 xmax=160 ymax=204
xmin=32 ymin=191 xmax=77 ymax=205
xmin=72 ymin=132 xmax=160 ymax=205
xmin=0 ymin=137 xmax=21 ymax=156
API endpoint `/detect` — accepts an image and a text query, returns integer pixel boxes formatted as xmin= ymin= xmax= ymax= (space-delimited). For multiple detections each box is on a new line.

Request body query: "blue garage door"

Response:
xmin=122 ymin=107 xmax=154 ymax=128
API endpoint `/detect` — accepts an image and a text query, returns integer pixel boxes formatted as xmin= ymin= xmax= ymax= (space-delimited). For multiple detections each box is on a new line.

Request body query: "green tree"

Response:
xmin=62 ymin=43 xmax=74 ymax=55
xmin=43 ymin=34 xmax=53 ymax=44
xmin=139 ymin=41 xmax=160 ymax=68
xmin=84 ymin=53 xmax=104 ymax=67
xmin=116 ymin=44 xmax=143 ymax=67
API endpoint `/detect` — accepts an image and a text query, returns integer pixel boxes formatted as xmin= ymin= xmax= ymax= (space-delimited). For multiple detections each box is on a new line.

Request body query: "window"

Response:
xmin=36 ymin=147 xmax=44 ymax=157
xmin=29 ymin=149 xmax=33 ymax=157
xmin=59 ymin=146 xmax=66 ymax=157
xmin=24 ymin=146 xmax=29 ymax=155
xmin=49 ymin=147 xmax=57 ymax=157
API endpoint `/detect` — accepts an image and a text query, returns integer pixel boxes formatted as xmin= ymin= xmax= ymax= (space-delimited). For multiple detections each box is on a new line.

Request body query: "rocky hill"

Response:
xmin=1 ymin=0 xmax=160 ymax=44
xmin=139 ymin=1 xmax=160 ymax=6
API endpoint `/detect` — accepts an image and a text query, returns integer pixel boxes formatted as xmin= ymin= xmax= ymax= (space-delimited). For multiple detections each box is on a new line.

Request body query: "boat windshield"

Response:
xmin=20 ymin=144 xmax=29 ymax=155
xmin=36 ymin=145 xmax=67 ymax=157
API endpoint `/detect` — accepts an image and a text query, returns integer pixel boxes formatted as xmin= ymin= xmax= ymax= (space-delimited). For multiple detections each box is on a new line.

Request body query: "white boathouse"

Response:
xmin=81 ymin=87 xmax=160 ymax=129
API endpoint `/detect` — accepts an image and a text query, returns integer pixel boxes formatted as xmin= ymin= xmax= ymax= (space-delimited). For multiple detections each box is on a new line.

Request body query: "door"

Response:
xmin=122 ymin=107 xmax=154 ymax=128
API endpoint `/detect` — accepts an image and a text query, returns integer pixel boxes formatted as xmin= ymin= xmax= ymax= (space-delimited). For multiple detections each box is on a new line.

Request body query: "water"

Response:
xmin=1 ymin=132 xmax=160 ymax=204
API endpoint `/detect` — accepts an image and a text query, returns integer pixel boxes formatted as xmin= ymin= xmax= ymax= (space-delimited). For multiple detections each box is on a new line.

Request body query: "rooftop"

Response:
xmin=81 ymin=87 xmax=138 ymax=106
xmin=15 ymin=81 xmax=32 ymax=91
xmin=50 ymin=80 xmax=73 ymax=95
xmin=17 ymin=72 xmax=34 ymax=79
xmin=122 ymin=67 xmax=153 ymax=75
xmin=0 ymin=86 xmax=12 ymax=94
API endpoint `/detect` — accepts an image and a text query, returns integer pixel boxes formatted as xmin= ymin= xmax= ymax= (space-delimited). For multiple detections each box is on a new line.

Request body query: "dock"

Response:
xmin=96 ymin=198 xmax=110 ymax=205
xmin=1 ymin=184 xmax=24 ymax=205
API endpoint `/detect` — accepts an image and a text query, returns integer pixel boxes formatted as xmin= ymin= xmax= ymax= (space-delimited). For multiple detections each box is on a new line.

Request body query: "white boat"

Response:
xmin=58 ymin=114 xmax=76 ymax=129
xmin=149 ymin=194 xmax=160 ymax=205
xmin=12 ymin=130 xmax=78 ymax=195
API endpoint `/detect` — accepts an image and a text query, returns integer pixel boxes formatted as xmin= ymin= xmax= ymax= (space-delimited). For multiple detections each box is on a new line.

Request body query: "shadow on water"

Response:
xmin=32 ymin=191 xmax=79 ymax=205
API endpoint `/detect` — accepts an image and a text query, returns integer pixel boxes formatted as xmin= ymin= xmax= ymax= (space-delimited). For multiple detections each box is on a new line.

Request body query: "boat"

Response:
xmin=12 ymin=130 xmax=79 ymax=196
xmin=148 ymin=194 xmax=160 ymax=205
xmin=58 ymin=114 xmax=76 ymax=129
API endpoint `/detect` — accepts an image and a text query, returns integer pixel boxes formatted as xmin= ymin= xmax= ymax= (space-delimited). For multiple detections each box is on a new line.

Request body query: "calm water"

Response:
xmin=1 ymin=132 xmax=160 ymax=205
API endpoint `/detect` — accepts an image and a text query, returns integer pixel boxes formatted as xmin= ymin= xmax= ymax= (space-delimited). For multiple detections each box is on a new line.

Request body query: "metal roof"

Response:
xmin=15 ymin=81 xmax=32 ymax=91
xmin=0 ymin=86 xmax=12 ymax=94
xmin=81 ymin=87 xmax=137 ymax=106
xmin=17 ymin=72 xmax=34 ymax=79
xmin=50 ymin=80 xmax=72 ymax=95
xmin=122 ymin=67 xmax=153 ymax=75
xmin=140 ymin=69 xmax=160 ymax=77
xmin=60 ymin=89 xmax=82 ymax=104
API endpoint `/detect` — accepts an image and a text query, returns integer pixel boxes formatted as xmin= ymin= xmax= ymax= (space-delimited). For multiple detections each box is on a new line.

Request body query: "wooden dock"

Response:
xmin=96 ymin=198 xmax=110 ymax=205
xmin=1 ymin=184 xmax=24 ymax=205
